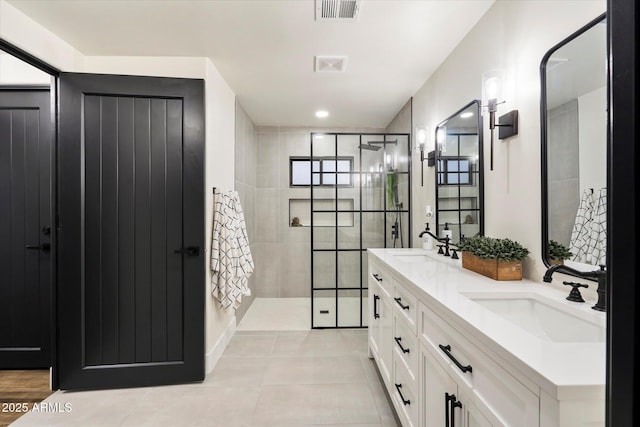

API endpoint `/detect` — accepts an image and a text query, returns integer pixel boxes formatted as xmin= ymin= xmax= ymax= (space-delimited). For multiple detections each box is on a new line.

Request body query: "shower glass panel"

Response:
xmin=311 ymin=133 xmax=410 ymax=328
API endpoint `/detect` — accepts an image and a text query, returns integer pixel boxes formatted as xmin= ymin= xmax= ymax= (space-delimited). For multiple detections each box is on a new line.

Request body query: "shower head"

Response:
xmin=358 ymin=139 xmax=397 ymax=151
xmin=367 ymin=140 xmax=398 ymax=145
xmin=358 ymin=143 xmax=381 ymax=151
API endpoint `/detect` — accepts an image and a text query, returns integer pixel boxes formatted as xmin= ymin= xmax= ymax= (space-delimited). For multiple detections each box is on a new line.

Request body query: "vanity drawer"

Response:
xmin=369 ymin=262 xmax=392 ymax=296
xmin=393 ymin=312 xmax=418 ymax=382
xmin=393 ymin=357 xmax=419 ymax=427
xmin=393 ymin=283 xmax=417 ymax=333
xmin=419 ymin=302 xmax=539 ymax=427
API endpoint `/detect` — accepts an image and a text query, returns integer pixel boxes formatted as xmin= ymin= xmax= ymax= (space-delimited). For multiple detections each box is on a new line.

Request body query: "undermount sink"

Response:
xmin=393 ymin=254 xmax=431 ymax=263
xmin=462 ymin=292 xmax=605 ymax=343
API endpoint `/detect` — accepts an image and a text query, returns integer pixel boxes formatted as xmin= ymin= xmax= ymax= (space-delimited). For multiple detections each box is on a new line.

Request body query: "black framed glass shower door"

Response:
xmin=310 ymin=133 xmax=411 ymax=328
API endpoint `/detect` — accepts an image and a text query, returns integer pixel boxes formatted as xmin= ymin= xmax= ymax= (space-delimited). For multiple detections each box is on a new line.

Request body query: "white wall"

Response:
xmin=410 ymin=0 xmax=606 ymax=293
xmin=0 ymin=0 xmax=84 ymax=71
xmin=0 ymin=52 xmax=51 ymax=84
xmin=203 ymin=58 xmax=237 ymax=371
xmin=84 ymin=56 xmax=205 ymax=79
xmin=2 ymin=0 xmax=238 ymax=374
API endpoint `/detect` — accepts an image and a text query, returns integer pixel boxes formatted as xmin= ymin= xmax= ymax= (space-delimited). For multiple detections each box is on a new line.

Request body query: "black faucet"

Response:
xmin=418 ymin=224 xmax=457 ymax=259
xmin=543 ymin=264 xmax=607 ymax=312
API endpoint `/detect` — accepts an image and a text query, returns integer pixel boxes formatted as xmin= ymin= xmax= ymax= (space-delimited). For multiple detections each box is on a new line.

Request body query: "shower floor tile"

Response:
xmin=236 ymin=297 xmax=310 ymax=331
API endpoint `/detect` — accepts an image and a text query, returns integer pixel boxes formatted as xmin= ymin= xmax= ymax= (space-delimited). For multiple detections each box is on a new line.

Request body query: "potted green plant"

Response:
xmin=456 ymin=235 xmax=530 ymax=281
xmin=548 ymin=240 xmax=572 ymax=265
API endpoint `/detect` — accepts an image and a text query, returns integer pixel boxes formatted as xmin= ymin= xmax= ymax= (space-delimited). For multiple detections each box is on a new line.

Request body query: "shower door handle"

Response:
xmin=373 ymin=295 xmax=380 ymax=319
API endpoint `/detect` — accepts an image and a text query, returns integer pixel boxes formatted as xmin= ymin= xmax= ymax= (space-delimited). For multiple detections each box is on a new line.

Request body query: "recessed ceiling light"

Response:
xmin=315 ymin=110 xmax=329 ymax=118
xmin=460 ymin=112 xmax=474 ymax=119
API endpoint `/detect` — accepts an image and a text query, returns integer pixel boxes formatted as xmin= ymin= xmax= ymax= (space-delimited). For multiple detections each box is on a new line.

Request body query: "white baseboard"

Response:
xmin=205 ymin=315 xmax=236 ymax=374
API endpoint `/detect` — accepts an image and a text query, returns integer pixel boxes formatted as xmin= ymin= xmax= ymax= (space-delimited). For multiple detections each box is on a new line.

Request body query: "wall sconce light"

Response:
xmin=436 ymin=126 xmax=447 ymax=153
xmin=416 ymin=127 xmax=427 ymax=186
xmin=482 ymin=70 xmax=519 ymax=171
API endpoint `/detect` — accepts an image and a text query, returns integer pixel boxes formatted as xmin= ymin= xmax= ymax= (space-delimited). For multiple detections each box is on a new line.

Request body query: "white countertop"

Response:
xmin=368 ymin=248 xmax=606 ymax=401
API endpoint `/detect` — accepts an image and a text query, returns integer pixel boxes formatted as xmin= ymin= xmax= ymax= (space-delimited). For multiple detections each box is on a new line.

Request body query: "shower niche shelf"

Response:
xmin=289 ymin=198 xmax=354 ymax=227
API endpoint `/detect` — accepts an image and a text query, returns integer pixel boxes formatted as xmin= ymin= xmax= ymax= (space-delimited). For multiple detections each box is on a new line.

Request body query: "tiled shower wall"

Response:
xmin=234 ymin=102 xmax=258 ymax=321
xmin=255 ymin=126 xmax=384 ymax=298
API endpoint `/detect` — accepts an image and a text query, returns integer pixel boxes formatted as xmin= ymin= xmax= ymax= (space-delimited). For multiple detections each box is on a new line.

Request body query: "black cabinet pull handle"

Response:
xmin=394 ymin=337 xmax=410 ymax=353
xmin=373 ymin=273 xmax=383 ymax=282
xmin=445 ymin=393 xmax=462 ymax=427
xmin=173 ymin=246 xmax=200 ymax=256
xmin=373 ymin=295 xmax=380 ymax=319
xmin=395 ymin=383 xmax=410 ymax=406
xmin=26 ymin=243 xmax=50 ymax=252
xmin=439 ymin=344 xmax=472 ymax=373
xmin=394 ymin=297 xmax=410 ymax=310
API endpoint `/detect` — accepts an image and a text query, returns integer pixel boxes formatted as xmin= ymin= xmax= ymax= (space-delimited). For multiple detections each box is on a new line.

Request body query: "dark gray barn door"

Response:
xmin=0 ymin=88 xmax=52 ymax=368
xmin=57 ymin=73 xmax=204 ymax=389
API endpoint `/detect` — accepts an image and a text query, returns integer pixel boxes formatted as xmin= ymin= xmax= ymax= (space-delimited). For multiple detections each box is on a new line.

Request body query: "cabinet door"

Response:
xmin=458 ymin=389 xmax=496 ymax=427
xmin=378 ymin=290 xmax=394 ymax=385
xmin=369 ymin=280 xmax=381 ymax=358
xmin=422 ymin=346 xmax=458 ymax=427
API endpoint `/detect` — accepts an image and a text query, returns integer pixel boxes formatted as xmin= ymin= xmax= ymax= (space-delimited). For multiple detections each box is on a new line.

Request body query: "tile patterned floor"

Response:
xmin=10 ymin=330 xmax=399 ymax=426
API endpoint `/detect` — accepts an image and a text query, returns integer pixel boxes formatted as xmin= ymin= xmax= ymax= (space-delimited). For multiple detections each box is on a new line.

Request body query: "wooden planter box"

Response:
xmin=461 ymin=252 xmax=522 ymax=281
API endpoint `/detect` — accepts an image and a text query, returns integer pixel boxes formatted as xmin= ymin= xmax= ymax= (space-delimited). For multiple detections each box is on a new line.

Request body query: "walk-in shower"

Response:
xmin=310 ymin=133 xmax=411 ymax=328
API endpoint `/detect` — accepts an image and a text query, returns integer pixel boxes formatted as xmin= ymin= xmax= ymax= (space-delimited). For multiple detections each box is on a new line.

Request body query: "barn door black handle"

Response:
xmin=26 ymin=243 xmax=50 ymax=252
xmin=173 ymin=246 xmax=200 ymax=256
xmin=439 ymin=344 xmax=473 ymax=373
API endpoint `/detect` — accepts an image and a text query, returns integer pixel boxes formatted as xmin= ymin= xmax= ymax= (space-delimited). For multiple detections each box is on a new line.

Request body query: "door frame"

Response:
xmin=0 ymin=39 xmax=59 ymax=387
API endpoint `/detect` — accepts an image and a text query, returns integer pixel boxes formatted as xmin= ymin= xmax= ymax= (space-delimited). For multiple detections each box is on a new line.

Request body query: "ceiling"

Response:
xmin=7 ymin=0 xmax=494 ymax=128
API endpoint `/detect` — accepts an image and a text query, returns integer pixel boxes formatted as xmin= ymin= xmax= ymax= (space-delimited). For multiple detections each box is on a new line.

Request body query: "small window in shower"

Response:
xmin=290 ymin=157 xmax=353 ymax=187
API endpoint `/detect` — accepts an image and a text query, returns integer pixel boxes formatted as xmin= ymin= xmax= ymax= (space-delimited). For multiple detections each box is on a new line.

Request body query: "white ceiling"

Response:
xmin=7 ymin=0 xmax=494 ymax=128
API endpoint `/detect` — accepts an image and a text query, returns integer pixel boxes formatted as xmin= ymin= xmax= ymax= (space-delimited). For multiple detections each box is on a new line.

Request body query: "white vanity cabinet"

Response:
xmin=419 ymin=302 xmax=539 ymax=427
xmin=391 ymin=288 xmax=420 ymax=427
xmin=368 ymin=262 xmax=394 ymax=386
xmin=368 ymin=249 xmax=605 ymax=427
xmin=369 ymin=259 xmax=421 ymax=426
xmin=422 ymin=344 xmax=496 ymax=427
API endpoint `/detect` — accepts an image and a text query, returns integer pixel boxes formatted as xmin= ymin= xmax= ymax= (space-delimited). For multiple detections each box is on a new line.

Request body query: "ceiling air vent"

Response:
xmin=316 ymin=0 xmax=361 ymax=22
xmin=315 ymin=56 xmax=348 ymax=73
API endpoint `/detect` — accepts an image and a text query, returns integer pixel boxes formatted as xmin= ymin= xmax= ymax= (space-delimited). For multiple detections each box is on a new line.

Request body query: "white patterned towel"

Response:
xmin=569 ymin=189 xmax=595 ymax=263
xmin=210 ymin=190 xmax=254 ymax=310
xmin=587 ymin=187 xmax=607 ymax=266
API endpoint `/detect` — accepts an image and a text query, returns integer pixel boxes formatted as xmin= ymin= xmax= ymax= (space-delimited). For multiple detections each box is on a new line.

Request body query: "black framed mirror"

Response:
xmin=540 ymin=13 xmax=607 ymax=273
xmin=434 ymin=100 xmax=484 ymax=244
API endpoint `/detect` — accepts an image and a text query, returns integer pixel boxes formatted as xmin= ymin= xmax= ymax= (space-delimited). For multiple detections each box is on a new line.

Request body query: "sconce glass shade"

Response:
xmin=416 ymin=127 xmax=427 ymax=149
xmin=485 ymin=77 xmax=500 ymax=102
xmin=436 ymin=126 xmax=446 ymax=151
xmin=482 ymin=69 xmax=505 ymax=109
